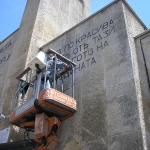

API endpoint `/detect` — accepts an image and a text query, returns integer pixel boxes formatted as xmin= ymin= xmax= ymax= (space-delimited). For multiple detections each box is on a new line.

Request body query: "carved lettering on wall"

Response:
xmin=0 ymin=41 xmax=12 ymax=65
xmin=0 ymin=52 xmax=12 ymax=65
xmin=56 ymin=19 xmax=116 ymax=73
xmin=0 ymin=41 xmax=11 ymax=53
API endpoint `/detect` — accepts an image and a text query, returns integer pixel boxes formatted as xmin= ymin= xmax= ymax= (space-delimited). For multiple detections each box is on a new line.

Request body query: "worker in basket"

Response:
xmin=42 ymin=55 xmax=69 ymax=89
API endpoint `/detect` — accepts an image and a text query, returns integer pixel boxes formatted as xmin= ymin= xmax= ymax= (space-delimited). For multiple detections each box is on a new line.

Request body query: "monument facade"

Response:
xmin=0 ymin=0 xmax=150 ymax=149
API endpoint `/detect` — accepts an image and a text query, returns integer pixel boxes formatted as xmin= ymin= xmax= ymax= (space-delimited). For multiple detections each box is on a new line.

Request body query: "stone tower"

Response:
xmin=1 ymin=0 xmax=150 ymax=150
xmin=0 ymin=0 xmax=90 ymax=141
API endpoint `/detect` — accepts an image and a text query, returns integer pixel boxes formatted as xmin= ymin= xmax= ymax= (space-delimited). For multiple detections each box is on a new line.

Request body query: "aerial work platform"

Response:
xmin=10 ymin=49 xmax=77 ymax=127
xmin=7 ymin=49 xmax=77 ymax=150
xmin=10 ymin=87 xmax=77 ymax=127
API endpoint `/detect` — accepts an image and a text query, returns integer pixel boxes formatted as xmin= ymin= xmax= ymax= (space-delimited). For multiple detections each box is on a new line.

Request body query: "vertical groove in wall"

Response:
xmin=140 ymin=36 xmax=150 ymax=90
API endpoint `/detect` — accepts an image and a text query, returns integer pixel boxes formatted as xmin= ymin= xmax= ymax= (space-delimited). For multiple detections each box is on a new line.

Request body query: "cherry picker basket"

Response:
xmin=10 ymin=49 xmax=77 ymax=127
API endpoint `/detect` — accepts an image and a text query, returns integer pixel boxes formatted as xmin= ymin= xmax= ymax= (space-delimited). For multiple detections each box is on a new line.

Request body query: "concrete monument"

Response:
xmin=0 ymin=0 xmax=150 ymax=149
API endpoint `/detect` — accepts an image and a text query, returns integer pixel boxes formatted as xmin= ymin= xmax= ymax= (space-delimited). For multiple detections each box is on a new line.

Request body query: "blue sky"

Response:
xmin=0 ymin=0 xmax=150 ymax=41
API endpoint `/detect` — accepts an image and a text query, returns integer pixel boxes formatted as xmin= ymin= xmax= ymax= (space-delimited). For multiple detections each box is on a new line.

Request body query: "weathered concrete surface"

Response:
xmin=0 ymin=30 xmax=20 ymax=142
xmin=41 ymin=0 xmax=147 ymax=149
xmin=0 ymin=0 xmax=90 ymax=142
xmin=0 ymin=29 xmax=18 ymax=113
xmin=26 ymin=0 xmax=91 ymax=63
xmin=108 ymin=130 xmax=143 ymax=150
xmin=0 ymin=0 xmax=150 ymax=149
xmin=135 ymin=30 xmax=150 ymax=149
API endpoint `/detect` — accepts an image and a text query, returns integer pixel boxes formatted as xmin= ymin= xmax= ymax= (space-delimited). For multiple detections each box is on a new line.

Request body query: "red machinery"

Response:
xmin=10 ymin=49 xmax=77 ymax=150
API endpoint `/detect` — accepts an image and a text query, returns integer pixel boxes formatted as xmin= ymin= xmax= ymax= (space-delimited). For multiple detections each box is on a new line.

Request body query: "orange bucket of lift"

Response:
xmin=10 ymin=88 xmax=77 ymax=127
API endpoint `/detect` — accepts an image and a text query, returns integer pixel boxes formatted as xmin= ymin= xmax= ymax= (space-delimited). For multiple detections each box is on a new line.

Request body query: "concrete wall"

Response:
xmin=26 ymin=0 xmax=91 ymax=64
xmin=135 ymin=30 xmax=150 ymax=149
xmin=0 ymin=0 xmax=150 ymax=149
xmin=0 ymin=0 xmax=90 ymax=142
xmin=111 ymin=1 xmax=148 ymax=149
xmin=41 ymin=0 xmax=147 ymax=149
xmin=0 ymin=30 xmax=19 ymax=113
